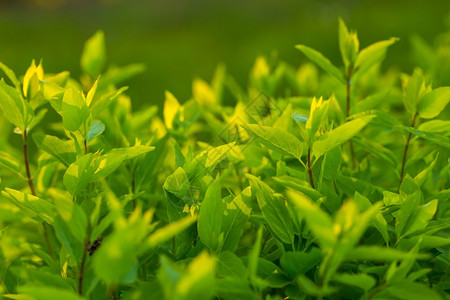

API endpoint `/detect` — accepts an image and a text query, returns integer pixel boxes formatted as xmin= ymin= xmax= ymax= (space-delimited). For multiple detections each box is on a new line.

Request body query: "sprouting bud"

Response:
xmin=346 ymin=31 xmax=359 ymax=68
xmin=23 ymin=60 xmax=44 ymax=99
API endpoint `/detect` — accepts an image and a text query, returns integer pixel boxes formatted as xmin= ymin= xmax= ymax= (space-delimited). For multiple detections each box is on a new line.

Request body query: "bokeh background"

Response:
xmin=0 ymin=0 xmax=449 ymax=108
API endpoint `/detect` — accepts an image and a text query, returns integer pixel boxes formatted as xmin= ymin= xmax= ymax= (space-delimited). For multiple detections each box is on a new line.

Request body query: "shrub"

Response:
xmin=0 ymin=20 xmax=449 ymax=300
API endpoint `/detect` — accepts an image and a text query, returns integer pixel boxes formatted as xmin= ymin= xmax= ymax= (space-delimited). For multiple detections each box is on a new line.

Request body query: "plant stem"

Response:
xmin=78 ymin=240 xmax=89 ymax=295
xmin=84 ymin=139 xmax=88 ymax=154
xmin=23 ymin=130 xmax=54 ymax=258
xmin=346 ymin=69 xmax=356 ymax=169
xmin=368 ymin=283 xmax=387 ymax=300
xmin=399 ymin=113 xmax=418 ymax=187
xmin=23 ymin=130 xmax=36 ymax=196
xmin=307 ymin=146 xmax=315 ymax=189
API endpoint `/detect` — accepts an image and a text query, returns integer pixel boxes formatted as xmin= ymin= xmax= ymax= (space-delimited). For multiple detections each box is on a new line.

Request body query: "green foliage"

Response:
xmin=0 ymin=20 xmax=449 ymax=300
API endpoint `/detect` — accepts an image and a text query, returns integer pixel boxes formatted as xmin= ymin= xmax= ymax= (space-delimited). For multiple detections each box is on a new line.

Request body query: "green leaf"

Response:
xmin=292 ymin=112 xmax=308 ymax=124
xmin=0 ymin=151 xmax=21 ymax=173
xmin=163 ymin=167 xmax=191 ymax=200
xmin=297 ymin=275 xmax=337 ymax=297
xmin=345 ymin=246 xmax=428 ymax=261
xmin=163 ymin=90 xmax=181 ymax=129
xmin=89 ymin=152 xmax=127 ymax=181
xmin=322 ymin=146 xmax=342 ymax=181
xmin=313 ymin=116 xmax=374 ymax=158
xmin=414 ymin=153 xmax=438 ymax=186
xmin=93 ymin=207 xmax=150 ymax=285
xmin=62 ymin=88 xmax=91 ymax=133
xmin=280 ymin=248 xmax=322 ymax=278
xmin=338 ymin=18 xmax=359 ymax=69
xmin=418 ymin=119 xmax=450 ymax=135
xmin=99 ymin=63 xmax=146 ymax=88
xmin=217 ymin=251 xmax=248 ymax=279
xmin=15 ymin=286 xmax=85 ymax=300
xmin=147 ymin=216 xmax=197 ymax=248
xmin=353 ymin=38 xmax=398 ymax=79
xmin=246 ymin=174 xmax=294 ymax=244
xmin=53 ymin=214 xmax=83 ymax=262
xmin=216 ymin=277 xmax=255 ymax=300
xmin=273 ymin=175 xmax=323 ymax=200
xmin=27 ymin=108 xmax=47 ymax=132
xmin=0 ymin=60 xmax=21 ymax=89
xmin=354 ymin=91 xmax=391 ymax=113
xmin=382 ymin=281 xmax=443 ymax=300
xmin=2 ymin=188 xmax=55 ymax=224
xmin=40 ymin=80 xmax=65 ymax=114
xmin=0 ymin=78 xmax=34 ymax=131
xmin=33 ymin=134 xmax=77 ymax=167
xmin=63 ymin=154 xmax=95 ymax=196
xmin=399 ymin=125 xmax=450 ymax=149
xmin=286 ymin=189 xmax=335 ymax=249
xmin=198 ymin=180 xmax=225 ymax=251
xmin=185 ymin=142 xmax=235 ymax=182
xmin=242 ymin=124 xmax=303 ymax=161
xmin=296 ymin=45 xmax=345 ymax=84
xmin=332 ymin=273 xmax=375 ymax=291
xmin=417 ymin=87 xmax=450 ymax=119
xmin=86 ymin=120 xmax=105 ymax=142
xmin=354 ymin=192 xmax=389 ymax=245
xmin=81 ymin=30 xmax=106 ymax=77
xmin=109 ymin=144 xmax=155 ymax=160
xmin=175 ymin=252 xmax=216 ymax=300
xmin=221 ymin=186 xmax=252 ymax=252
xmin=402 ymin=68 xmax=425 ymax=115
xmin=56 ymin=200 xmax=88 ymax=244
xmin=90 ymin=86 xmax=128 ymax=118
xmin=403 ymin=199 xmax=438 ymax=237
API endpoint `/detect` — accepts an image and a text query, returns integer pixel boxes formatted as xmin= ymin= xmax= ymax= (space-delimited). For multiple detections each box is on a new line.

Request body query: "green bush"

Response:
xmin=0 ymin=19 xmax=448 ymax=300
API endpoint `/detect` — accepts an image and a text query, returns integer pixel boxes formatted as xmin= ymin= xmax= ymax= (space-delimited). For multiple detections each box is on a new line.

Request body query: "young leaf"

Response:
xmin=286 ymin=189 xmax=335 ymax=250
xmin=247 ymin=174 xmax=294 ymax=245
xmin=0 ymin=60 xmax=21 ymax=89
xmin=0 ymin=78 xmax=34 ymax=131
xmin=296 ymin=45 xmax=345 ymax=84
xmin=313 ymin=115 xmax=374 ymax=158
xmin=81 ymin=30 xmax=106 ymax=77
xmin=175 ymin=252 xmax=216 ymax=299
xmin=332 ymin=273 xmax=375 ymax=291
xmin=338 ymin=18 xmax=359 ymax=70
xmin=242 ymin=124 xmax=303 ymax=162
xmin=62 ymin=88 xmax=91 ymax=133
xmin=163 ymin=90 xmax=181 ymax=129
xmin=221 ymin=186 xmax=252 ymax=252
xmin=147 ymin=215 xmax=197 ymax=248
xmin=86 ymin=120 xmax=105 ymax=142
xmin=280 ymin=248 xmax=322 ymax=277
xmin=418 ymin=119 xmax=450 ymax=134
xmin=33 ymin=134 xmax=76 ymax=167
xmin=163 ymin=167 xmax=191 ymax=200
xmin=2 ymin=188 xmax=55 ymax=224
xmin=15 ymin=286 xmax=85 ymax=300
xmin=402 ymin=68 xmax=425 ymax=115
xmin=0 ymin=151 xmax=21 ymax=174
xmin=417 ymin=87 xmax=450 ymax=119
xmin=399 ymin=126 xmax=450 ymax=149
xmin=354 ymin=37 xmax=398 ymax=78
xmin=197 ymin=180 xmax=225 ymax=251
xmin=63 ymin=154 xmax=95 ymax=196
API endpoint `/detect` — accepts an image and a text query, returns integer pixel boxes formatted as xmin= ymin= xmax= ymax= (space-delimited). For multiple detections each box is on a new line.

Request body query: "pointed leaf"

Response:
xmin=296 ymin=45 xmax=345 ymax=84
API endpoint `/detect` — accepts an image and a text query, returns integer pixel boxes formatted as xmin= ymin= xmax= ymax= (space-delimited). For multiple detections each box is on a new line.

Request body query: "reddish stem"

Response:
xmin=23 ymin=130 xmax=54 ymax=258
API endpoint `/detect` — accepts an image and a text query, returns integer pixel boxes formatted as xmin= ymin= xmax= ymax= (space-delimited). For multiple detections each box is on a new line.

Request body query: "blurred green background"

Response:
xmin=0 ymin=0 xmax=449 ymax=108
